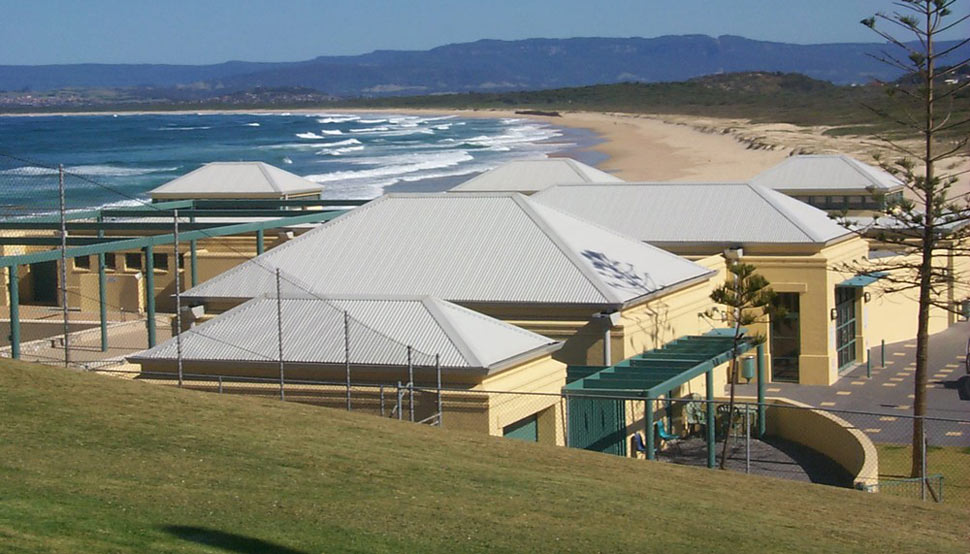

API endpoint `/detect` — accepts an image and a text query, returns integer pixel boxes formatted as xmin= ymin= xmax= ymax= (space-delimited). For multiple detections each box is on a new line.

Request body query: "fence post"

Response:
xmin=756 ymin=342 xmax=766 ymax=438
xmin=397 ymin=381 xmax=403 ymax=421
xmin=920 ymin=416 xmax=926 ymax=501
xmin=344 ymin=311 xmax=351 ymax=411
xmin=145 ymin=244 xmax=156 ymax=348
xmin=645 ymin=398 xmax=655 ymax=460
xmin=275 ymin=269 xmax=284 ymax=401
xmin=7 ymin=265 xmax=20 ymax=359
xmin=407 ymin=346 xmax=414 ymax=423
xmin=380 ymin=385 xmax=385 ymax=418
xmin=174 ymin=209 xmax=184 ymax=387
xmin=436 ymin=353 xmax=442 ymax=427
xmin=218 ymin=375 xmax=223 ymax=394
xmin=58 ymin=164 xmax=70 ymax=367
xmin=705 ymin=369 xmax=715 ymax=469
xmin=97 ymin=250 xmax=108 ymax=352
xmin=744 ymin=405 xmax=750 ymax=474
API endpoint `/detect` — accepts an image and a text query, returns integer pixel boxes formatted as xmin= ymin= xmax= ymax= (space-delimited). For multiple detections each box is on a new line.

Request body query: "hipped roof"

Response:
xmin=149 ymin=161 xmax=323 ymax=199
xmin=183 ymin=192 xmax=712 ymax=307
xmin=129 ymin=294 xmax=561 ymax=373
xmin=448 ymin=158 xmax=623 ymax=194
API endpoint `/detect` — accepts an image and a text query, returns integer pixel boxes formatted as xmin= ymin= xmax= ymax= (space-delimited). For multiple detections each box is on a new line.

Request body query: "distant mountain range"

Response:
xmin=2 ymin=35 xmax=968 ymax=97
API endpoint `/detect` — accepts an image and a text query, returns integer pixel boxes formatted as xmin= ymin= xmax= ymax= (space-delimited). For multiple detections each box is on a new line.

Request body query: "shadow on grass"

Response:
xmin=162 ymin=526 xmax=307 ymax=554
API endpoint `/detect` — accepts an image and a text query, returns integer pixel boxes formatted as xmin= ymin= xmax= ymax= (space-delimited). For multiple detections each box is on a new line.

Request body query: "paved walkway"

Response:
xmin=736 ymin=321 xmax=970 ymax=446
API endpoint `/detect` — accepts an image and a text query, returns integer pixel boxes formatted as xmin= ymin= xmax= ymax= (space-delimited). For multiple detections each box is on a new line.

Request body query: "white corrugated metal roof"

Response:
xmin=750 ymin=155 xmax=904 ymax=193
xmin=183 ymin=193 xmax=712 ymax=306
xmin=449 ymin=158 xmax=623 ymax=193
xmin=532 ymin=182 xmax=853 ymax=245
xmin=128 ymin=294 xmax=559 ymax=372
xmin=149 ymin=162 xmax=324 ymax=199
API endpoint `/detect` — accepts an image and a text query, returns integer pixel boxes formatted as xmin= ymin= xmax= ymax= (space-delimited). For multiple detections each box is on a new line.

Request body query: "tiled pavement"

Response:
xmin=736 ymin=321 xmax=970 ymax=446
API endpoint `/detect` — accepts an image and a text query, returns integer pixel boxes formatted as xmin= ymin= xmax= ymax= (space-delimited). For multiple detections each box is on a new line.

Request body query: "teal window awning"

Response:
xmin=838 ymin=271 xmax=888 ymax=288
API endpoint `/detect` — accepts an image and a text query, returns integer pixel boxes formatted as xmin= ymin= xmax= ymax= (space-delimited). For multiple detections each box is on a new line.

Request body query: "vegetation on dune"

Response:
xmin=0 ymin=359 xmax=967 ymax=553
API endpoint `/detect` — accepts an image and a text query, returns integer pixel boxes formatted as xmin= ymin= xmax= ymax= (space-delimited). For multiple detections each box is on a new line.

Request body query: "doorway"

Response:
xmin=771 ymin=293 xmax=800 ymax=382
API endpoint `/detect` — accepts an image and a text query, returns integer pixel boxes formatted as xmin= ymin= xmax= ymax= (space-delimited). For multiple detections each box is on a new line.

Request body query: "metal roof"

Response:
xmin=149 ymin=162 xmax=324 ymax=199
xmin=129 ymin=294 xmax=561 ymax=372
xmin=750 ymin=155 xmax=904 ymax=193
xmin=532 ymin=182 xmax=853 ymax=246
xmin=448 ymin=158 xmax=623 ymax=194
xmin=183 ymin=192 xmax=713 ymax=307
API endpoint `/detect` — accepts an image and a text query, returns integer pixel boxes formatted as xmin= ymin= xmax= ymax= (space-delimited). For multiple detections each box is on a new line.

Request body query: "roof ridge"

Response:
xmin=745 ymin=183 xmax=826 ymax=242
xmin=842 ymin=155 xmax=890 ymax=188
xmin=256 ymin=162 xmax=283 ymax=194
xmin=512 ymin=195 xmax=621 ymax=304
xmin=420 ymin=297 xmax=484 ymax=368
xmin=562 ymin=158 xmax=593 ymax=183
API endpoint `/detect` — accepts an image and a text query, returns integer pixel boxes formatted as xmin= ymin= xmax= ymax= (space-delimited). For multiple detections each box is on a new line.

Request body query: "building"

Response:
xmin=148 ymin=161 xmax=324 ymax=201
xmin=750 ymin=154 xmax=904 ymax=214
xmin=182 ymin=192 xmax=726 ymax=375
xmin=447 ymin=158 xmax=622 ymax=195
xmin=128 ymin=293 xmax=567 ymax=442
xmin=532 ymin=182 xmax=956 ymax=385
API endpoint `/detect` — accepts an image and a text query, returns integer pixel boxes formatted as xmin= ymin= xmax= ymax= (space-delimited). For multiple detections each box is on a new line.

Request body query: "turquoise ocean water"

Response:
xmin=0 ymin=112 xmax=599 ymax=215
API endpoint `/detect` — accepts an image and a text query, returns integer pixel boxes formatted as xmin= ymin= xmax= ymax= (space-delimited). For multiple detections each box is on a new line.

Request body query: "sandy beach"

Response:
xmin=6 ymin=106 xmax=966 ymax=192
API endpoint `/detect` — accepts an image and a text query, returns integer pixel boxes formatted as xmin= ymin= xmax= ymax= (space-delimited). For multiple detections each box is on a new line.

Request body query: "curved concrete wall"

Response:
xmin=763 ymin=398 xmax=879 ymax=490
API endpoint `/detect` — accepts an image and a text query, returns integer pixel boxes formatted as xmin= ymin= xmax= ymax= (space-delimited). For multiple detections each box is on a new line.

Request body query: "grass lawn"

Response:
xmin=0 ymin=359 xmax=967 ymax=553
xmin=876 ymin=444 xmax=970 ymax=505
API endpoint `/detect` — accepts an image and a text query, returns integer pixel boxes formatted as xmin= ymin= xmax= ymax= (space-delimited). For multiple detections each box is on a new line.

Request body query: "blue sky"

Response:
xmin=1 ymin=0 xmax=964 ymax=65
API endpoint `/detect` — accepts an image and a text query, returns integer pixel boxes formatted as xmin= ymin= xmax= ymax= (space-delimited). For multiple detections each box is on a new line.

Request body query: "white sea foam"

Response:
xmin=317 ymin=115 xmax=360 ymax=124
xmin=154 ymin=126 xmax=212 ymax=131
xmin=245 ymin=122 xmax=261 ymax=127
xmin=349 ymin=126 xmax=391 ymax=133
xmin=320 ymin=129 xmax=343 ymax=135
xmin=326 ymin=138 xmax=363 ymax=147
xmin=296 ymin=132 xmax=325 ymax=139
xmin=304 ymin=150 xmax=473 ymax=183
xmin=0 ymin=165 xmax=179 ymax=177
xmin=358 ymin=118 xmax=387 ymax=124
xmin=317 ymin=145 xmax=366 ymax=156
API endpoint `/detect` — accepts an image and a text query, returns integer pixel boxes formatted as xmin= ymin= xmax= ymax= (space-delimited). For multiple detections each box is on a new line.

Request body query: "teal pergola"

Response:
xmin=564 ymin=330 xmax=765 ymax=468
xmin=1 ymin=198 xmax=365 ymax=358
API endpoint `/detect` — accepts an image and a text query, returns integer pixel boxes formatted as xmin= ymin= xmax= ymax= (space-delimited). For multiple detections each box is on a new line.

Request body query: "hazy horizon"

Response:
xmin=3 ymin=0 xmax=963 ymax=66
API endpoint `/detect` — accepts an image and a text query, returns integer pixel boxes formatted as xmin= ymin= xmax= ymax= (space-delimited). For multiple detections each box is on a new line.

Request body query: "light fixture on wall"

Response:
xmin=830 ymin=308 xmax=838 ymax=321
xmin=863 ymin=291 xmax=872 ymax=303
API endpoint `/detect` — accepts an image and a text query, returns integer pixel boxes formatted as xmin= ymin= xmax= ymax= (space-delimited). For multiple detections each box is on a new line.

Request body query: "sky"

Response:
xmin=1 ymin=0 xmax=966 ymax=65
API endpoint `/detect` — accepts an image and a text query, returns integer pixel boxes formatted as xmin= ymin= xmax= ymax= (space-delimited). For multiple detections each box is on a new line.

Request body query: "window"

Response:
xmin=125 ymin=252 xmax=142 ymax=271
xmin=105 ymin=253 xmax=116 ymax=269
xmin=73 ymin=255 xmax=90 ymax=270
xmin=152 ymin=253 xmax=168 ymax=271
xmin=177 ymin=253 xmax=185 ymax=270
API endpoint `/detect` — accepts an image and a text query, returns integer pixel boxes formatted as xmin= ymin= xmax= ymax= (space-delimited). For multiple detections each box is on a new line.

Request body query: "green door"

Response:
xmin=835 ymin=287 xmax=857 ymax=370
xmin=567 ymin=397 xmax=627 ymax=456
xmin=30 ymin=261 xmax=58 ymax=304
xmin=503 ymin=414 xmax=538 ymax=442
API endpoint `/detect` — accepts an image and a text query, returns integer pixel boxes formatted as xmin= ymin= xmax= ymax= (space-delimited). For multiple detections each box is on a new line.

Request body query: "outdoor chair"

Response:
xmin=684 ymin=393 xmax=705 ymax=435
xmin=631 ymin=432 xmax=649 ymax=459
xmin=655 ymin=419 xmax=682 ymax=455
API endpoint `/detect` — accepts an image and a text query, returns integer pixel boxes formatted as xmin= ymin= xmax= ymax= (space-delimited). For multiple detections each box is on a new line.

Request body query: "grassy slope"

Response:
xmin=877 ymin=444 xmax=970 ymax=505
xmin=0 ymin=359 xmax=966 ymax=553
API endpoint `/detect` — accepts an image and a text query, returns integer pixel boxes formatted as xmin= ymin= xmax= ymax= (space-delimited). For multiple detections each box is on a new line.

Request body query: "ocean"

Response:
xmin=0 ymin=112 xmax=601 ymax=215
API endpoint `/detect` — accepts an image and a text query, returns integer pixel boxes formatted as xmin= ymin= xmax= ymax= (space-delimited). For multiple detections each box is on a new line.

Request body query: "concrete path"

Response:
xmin=736 ymin=321 xmax=970 ymax=446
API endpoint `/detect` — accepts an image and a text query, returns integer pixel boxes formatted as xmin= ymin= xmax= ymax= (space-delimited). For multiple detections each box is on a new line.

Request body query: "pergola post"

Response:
xmin=144 ymin=245 xmax=156 ymax=348
xmin=705 ymin=368 xmax=715 ymax=469
xmin=7 ymin=265 xmax=20 ymax=359
xmin=756 ymin=342 xmax=766 ymax=438
xmin=98 ymin=252 xmax=107 ymax=352
xmin=256 ymin=228 xmax=265 ymax=256
xmin=189 ymin=213 xmax=198 ymax=287
xmin=645 ymin=397 xmax=655 ymax=460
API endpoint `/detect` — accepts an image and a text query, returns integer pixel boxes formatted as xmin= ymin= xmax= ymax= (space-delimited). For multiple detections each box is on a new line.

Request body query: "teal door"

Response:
xmin=503 ymin=414 xmax=538 ymax=442
xmin=567 ymin=397 xmax=627 ymax=456
xmin=835 ymin=287 xmax=857 ymax=370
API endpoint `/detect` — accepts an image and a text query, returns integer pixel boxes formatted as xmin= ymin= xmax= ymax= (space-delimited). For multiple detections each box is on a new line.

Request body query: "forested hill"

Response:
xmin=2 ymin=35 xmax=969 ymax=96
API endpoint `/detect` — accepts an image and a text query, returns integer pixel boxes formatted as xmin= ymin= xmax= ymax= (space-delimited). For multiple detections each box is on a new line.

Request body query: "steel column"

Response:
xmin=256 ymin=228 xmax=265 ymax=255
xmin=645 ymin=398 xmax=655 ymax=460
xmin=98 ymin=252 xmax=107 ymax=352
xmin=7 ymin=265 xmax=20 ymax=359
xmin=756 ymin=342 xmax=766 ymax=438
xmin=145 ymin=245 xmax=156 ymax=348
xmin=189 ymin=215 xmax=198 ymax=287
xmin=706 ymin=369 xmax=715 ymax=469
